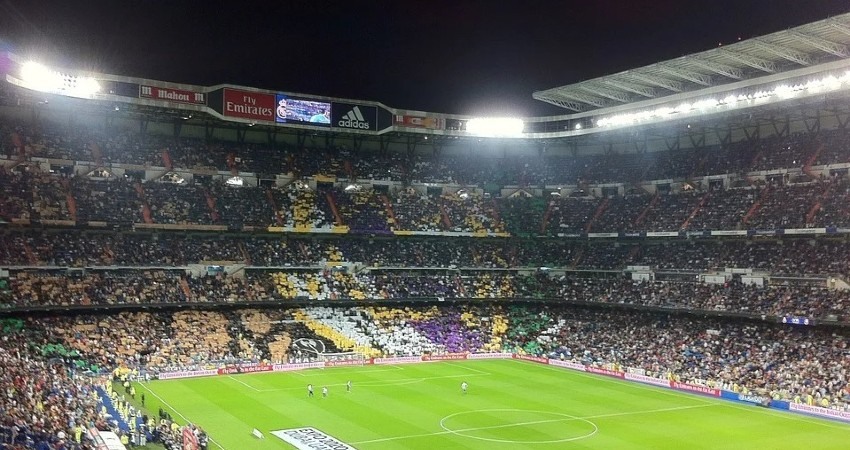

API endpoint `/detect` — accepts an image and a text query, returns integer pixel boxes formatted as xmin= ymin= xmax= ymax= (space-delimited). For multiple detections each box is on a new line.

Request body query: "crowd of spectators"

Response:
xmin=5 ymin=262 xmax=850 ymax=322
xmin=0 ymin=168 xmax=32 ymax=222
xmin=496 ymin=196 xmax=546 ymax=236
xmin=270 ymin=184 xmax=334 ymax=229
xmin=746 ymin=182 xmax=825 ymax=229
xmin=2 ymin=286 xmax=850 ymax=447
xmin=506 ymin=304 xmax=850 ymax=411
xmin=209 ymin=183 xmax=273 ymax=227
xmin=545 ymin=196 xmax=599 ymax=234
xmin=8 ymin=231 xmax=850 ymax=279
xmin=9 ymin=84 xmax=850 ymax=443
xmin=641 ymin=190 xmax=705 ymax=231
xmin=390 ymin=189 xmax=444 ymax=232
xmin=11 ymin=303 xmax=849 ymax=412
xmin=589 ymin=193 xmax=651 ymax=232
xmin=8 ymin=269 xmax=191 ymax=307
xmin=327 ymin=187 xmax=390 ymax=233
xmin=146 ymin=182 xmax=212 ymax=225
xmin=6 ymin=167 xmax=850 ymax=232
xmin=687 ymin=187 xmax=755 ymax=230
xmin=750 ymin=134 xmax=812 ymax=172
xmin=9 ymin=113 xmax=850 ymax=190
xmin=0 ymin=319 xmax=113 ymax=449
xmin=71 ymin=178 xmax=142 ymax=224
xmin=440 ymin=192 xmax=504 ymax=233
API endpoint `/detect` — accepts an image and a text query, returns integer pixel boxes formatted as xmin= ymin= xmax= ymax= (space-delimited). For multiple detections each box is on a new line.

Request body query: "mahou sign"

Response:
xmin=223 ymin=88 xmax=275 ymax=122
xmin=140 ymin=85 xmax=205 ymax=105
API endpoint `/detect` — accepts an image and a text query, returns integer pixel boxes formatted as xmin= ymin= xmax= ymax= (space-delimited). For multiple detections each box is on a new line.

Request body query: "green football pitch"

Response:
xmin=135 ymin=360 xmax=850 ymax=449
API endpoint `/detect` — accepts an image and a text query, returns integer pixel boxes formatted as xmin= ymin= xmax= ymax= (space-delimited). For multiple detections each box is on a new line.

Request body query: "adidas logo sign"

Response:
xmin=338 ymin=106 xmax=371 ymax=129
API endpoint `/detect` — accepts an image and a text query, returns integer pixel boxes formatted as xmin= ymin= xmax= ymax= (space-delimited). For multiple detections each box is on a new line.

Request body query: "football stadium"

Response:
xmin=3 ymin=4 xmax=850 ymax=450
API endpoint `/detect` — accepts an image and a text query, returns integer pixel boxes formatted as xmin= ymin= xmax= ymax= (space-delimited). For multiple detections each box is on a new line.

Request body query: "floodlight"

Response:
xmin=75 ymin=77 xmax=100 ymax=96
xmin=823 ymin=75 xmax=841 ymax=90
xmin=21 ymin=61 xmax=59 ymax=90
xmin=19 ymin=61 xmax=100 ymax=98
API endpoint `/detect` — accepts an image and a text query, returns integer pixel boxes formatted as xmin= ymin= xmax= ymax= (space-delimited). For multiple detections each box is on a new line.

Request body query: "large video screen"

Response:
xmin=275 ymin=94 xmax=331 ymax=126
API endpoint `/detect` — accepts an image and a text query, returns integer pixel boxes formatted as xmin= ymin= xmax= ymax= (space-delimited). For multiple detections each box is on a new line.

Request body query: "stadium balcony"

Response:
xmin=4 ymin=259 xmax=849 ymax=324
xmin=8 ymin=229 xmax=850 ymax=278
xmin=9 ymin=114 xmax=850 ymax=238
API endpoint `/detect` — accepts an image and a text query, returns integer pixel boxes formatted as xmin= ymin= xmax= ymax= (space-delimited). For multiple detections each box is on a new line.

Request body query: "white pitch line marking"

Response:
xmin=512 ymin=359 xmax=716 ymax=405
xmin=718 ymin=401 xmax=850 ymax=431
xmin=255 ymin=372 xmax=491 ymax=392
xmin=513 ymin=359 xmax=850 ymax=431
xmin=351 ymin=403 xmax=716 ymax=445
xmin=227 ymin=375 xmax=260 ymax=391
xmin=138 ymin=382 xmax=227 ymax=450
xmin=443 ymin=361 xmax=491 ymax=375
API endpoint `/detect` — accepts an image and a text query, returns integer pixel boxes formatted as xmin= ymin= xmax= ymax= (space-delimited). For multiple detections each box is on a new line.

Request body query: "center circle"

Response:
xmin=439 ymin=408 xmax=598 ymax=444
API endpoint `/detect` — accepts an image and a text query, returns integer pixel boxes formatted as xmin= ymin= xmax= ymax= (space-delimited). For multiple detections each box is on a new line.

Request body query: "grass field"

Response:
xmin=135 ymin=360 xmax=850 ymax=449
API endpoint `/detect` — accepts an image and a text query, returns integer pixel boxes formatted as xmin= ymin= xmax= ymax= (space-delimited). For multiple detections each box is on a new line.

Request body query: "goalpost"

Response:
xmin=317 ymin=352 xmax=368 ymax=366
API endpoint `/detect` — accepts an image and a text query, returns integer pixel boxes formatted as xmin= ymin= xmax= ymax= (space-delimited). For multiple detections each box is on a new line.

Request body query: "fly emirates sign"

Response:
xmin=223 ymin=88 xmax=275 ymax=122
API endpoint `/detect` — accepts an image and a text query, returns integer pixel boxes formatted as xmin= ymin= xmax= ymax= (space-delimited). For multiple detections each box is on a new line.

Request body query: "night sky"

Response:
xmin=1 ymin=0 xmax=848 ymax=116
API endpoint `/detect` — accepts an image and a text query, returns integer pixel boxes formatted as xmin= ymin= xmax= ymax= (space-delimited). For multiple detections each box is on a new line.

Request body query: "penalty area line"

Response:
xmin=137 ymin=383 xmax=227 ymax=450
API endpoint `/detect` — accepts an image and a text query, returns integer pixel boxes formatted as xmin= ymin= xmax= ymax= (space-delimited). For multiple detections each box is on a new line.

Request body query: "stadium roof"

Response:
xmin=533 ymin=12 xmax=850 ymax=112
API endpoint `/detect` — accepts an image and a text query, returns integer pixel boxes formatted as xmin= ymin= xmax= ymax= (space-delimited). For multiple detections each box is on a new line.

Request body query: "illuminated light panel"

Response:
xmin=596 ymin=70 xmax=850 ymax=128
xmin=19 ymin=61 xmax=100 ymax=99
xmin=466 ymin=118 xmax=524 ymax=137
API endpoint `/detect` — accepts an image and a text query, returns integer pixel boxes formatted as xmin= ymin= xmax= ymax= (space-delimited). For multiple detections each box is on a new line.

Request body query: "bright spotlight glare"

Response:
xmin=596 ymin=69 xmax=850 ymax=129
xmin=21 ymin=61 xmax=60 ymax=90
xmin=75 ymin=77 xmax=101 ymax=96
xmin=19 ymin=61 xmax=100 ymax=98
xmin=466 ymin=118 xmax=524 ymax=137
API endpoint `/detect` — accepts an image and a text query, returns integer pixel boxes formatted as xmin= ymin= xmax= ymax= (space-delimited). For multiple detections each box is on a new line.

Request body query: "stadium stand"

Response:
xmin=7 ymin=23 xmax=850 ymax=445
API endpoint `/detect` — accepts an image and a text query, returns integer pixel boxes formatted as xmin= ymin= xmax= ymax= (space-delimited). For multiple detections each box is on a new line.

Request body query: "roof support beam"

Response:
xmin=549 ymin=100 xmax=586 ymax=112
xmin=550 ymin=91 xmax=608 ymax=108
xmin=827 ymin=18 xmax=850 ymax=37
xmin=788 ymin=31 xmax=849 ymax=57
xmin=623 ymin=73 xmax=684 ymax=93
xmin=750 ymin=39 xmax=811 ymax=65
xmin=654 ymin=65 xmax=713 ymax=86
xmin=687 ymin=58 xmax=744 ymax=79
xmin=718 ymin=49 xmax=776 ymax=73
xmin=531 ymin=94 xmax=587 ymax=112
xmin=602 ymin=79 xmax=656 ymax=98
xmin=578 ymin=84 xmax=632 ymax=103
